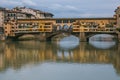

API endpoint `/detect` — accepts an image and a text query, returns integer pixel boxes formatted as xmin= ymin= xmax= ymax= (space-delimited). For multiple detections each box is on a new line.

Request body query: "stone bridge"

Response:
xmin=4 ymin=17 xmax=120 ymax=41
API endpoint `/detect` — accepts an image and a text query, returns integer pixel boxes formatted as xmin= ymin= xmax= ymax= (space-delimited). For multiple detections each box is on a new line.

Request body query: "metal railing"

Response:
xmin=12 ymin=27 xmax=117 ymax=33
xmin=73 ymin=27 xmax=116 ymax=32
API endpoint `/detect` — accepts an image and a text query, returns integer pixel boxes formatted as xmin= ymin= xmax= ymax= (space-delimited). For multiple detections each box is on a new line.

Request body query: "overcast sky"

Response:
xmin=0 ymin=0 xmax=119 ymax=18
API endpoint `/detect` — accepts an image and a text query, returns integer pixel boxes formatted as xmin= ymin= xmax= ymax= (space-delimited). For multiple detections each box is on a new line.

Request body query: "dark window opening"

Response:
xmin=56 ymin=20 xmax=62 ymax=23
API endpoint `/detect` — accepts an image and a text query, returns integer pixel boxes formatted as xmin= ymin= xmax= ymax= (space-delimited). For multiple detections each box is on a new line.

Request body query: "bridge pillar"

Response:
xmin=36 ymin=33 xmax=46 ymax=41
xmin=117 ymin=33 xmax=120 ymax=42
xmin=79 ymin=32 xmax=87 ymax=42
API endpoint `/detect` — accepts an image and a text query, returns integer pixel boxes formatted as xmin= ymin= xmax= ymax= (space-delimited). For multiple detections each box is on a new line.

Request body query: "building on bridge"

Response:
xmin=3 ymin=17 xmax=117 ymax=41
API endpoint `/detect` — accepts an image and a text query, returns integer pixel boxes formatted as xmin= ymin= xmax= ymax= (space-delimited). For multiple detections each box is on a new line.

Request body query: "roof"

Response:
xmin=29 ymin=8 xmax=43 ymax=12
xmin=18 ymin=17 xmax=116 ymax=21
xmin=6 ymin=10 xmax=33 ymax=15
xmin=115 ymin=6 xmax=120 ymax=12
xmin=13 ymin=6 xmax=54 ymax=15
xmin=0 ymin=7 xmax=5 ymax=11
xmin=44 ymin=12 xmax=54 ymax=16
xmin=6 ymin=10 xmax=21 ymax=13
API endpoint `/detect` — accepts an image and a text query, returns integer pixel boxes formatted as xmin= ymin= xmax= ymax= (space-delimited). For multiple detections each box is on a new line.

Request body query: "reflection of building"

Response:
xmin=114 ymin=54 xmax=120 ymax=75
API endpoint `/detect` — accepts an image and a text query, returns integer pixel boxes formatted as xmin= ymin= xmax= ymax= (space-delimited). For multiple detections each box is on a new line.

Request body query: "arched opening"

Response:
xmin=88 ymin=34 xmax=116 ymax=49
xmin=52 ymin=25 xmax=57 ymax=32
xmin=56 ymin=24 xmax=73 ymax=32
xmin=62 ymin=25 xmax=69 ymax=31
xmin=18 ymin=34 xmax=35 ymax=40
xmin=57 ymin=35 xmax=79 ymax=50
xmin=69 ymin=25 xmax=73 ymax=32
xmin=0 ymin=27 xmax=4 ymax=33
xmin=89 ymin=41 xmax=116 ymax=49
xmin=49 ymin=31 xmax=80 ymax=42
xmin=56 ymin=25 xmax=62 ymax=31
xmin=89 ymin=34 xmax=116 ymax=41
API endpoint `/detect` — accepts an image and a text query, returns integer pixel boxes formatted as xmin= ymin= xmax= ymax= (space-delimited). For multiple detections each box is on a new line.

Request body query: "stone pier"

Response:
xmin=117 ymin=32 xmax=120 ymax=42
xmin=79 ymin=32 xmax=87 ymax=42
xmin=35 ymin=33 xmax=46 ymax=41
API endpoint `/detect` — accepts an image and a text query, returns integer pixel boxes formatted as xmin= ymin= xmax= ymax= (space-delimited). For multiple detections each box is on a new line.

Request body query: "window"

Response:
xmin=12 ymin=27 xmax=14 ymax=29
xmin=70 ymin=19 xmax=75 ymax=23
xmin=40 ymin=26 xmax=42 ymax=28
xmin=11 ymin=14 xmax=12 ymax=16
xmin=44 ymin=26 xmax=50 ymax=28
xmin=8 ymin=14 xmax=10 ymax=16
xmin=11 ymin=30 xmax=14 ymax=32
xmin=63 ymin=20 xmax=68 ymax=23
xmin=13 ymin=14 xmax=16 ymax=17
xmin=56 ymin=20 xmax=62 ymax=23
xmin=45 ymin=23 xmax=51 ymax=25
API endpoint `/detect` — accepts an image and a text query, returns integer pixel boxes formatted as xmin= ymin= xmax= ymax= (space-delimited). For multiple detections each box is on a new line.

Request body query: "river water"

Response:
xmin=0 ymin=36 xmax=120 ymax=80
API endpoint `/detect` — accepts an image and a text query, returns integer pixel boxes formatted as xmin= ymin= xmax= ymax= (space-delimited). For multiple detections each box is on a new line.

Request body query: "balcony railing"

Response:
xmin=73 ymin=27 xmax=116 ymax=32
xmin=14 ymin=27 xmax=52 ymax=33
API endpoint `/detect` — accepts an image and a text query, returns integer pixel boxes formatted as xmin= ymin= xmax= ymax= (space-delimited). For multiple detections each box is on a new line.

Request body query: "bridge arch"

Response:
xmin=55 ymin=24 xmax=73 ymax=31
xmin=10 ymin=32 xmax=44 ymax=40
xmin=18 ymin=34 xmax=36 ymax=40
xmin=46 ymin=32 xmax=72 ymax=41
xmin=56 ymin=25 xmax=63 ymax=31
xmin=86 ymin=33 xmax=118 ymax=42
xmin=68 ymin=25 xmax=73 ymax=32
xmin=46 ymin=31 xmax=79 ymax=41
xmin=62 ymin=25 xmax=70 ymax=31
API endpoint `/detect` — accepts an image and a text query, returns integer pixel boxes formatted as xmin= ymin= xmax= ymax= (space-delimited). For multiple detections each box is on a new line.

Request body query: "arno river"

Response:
xmin=0 ymin=36 xmax=120 ymax=80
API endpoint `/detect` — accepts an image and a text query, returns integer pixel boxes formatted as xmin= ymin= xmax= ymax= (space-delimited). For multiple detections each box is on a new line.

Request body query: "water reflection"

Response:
xmin=90 ymin=34 xmax=114 ymax=41
xmin=89 ymin=41 xmax=116 ymax=49
xmin=58 ymin=35 xmax=79 ymax=50
xmin=0 ymin=40 xmax=120 ymax=80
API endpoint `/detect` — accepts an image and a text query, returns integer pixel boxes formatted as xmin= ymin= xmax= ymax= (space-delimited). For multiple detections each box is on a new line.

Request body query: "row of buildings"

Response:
xmin=0 ymin=6 xmax=54 ymax=40
xmin=0 ymin=6 xmax=54 ymax=28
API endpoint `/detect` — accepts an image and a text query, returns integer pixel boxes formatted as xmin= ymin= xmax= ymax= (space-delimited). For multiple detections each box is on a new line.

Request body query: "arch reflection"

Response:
xmin=89 ymin=34 xmax=115 ymax=41
xmin=89 ymin=41 xmax=116 ymax=49
xmin=58 ymin=35 xmax=79 ymax=50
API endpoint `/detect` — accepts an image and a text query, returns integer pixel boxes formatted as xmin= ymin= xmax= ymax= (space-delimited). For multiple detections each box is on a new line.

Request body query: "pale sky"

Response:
xmin=0 ymin=0 xmax=119 ymax=18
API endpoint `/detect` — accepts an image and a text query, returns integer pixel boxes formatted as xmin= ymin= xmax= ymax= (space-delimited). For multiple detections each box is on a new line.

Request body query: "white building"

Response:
xmin=13 ymin=6 xmax=54 ymax=19
xmin=5 ymin=10 xmax=36 ymax=21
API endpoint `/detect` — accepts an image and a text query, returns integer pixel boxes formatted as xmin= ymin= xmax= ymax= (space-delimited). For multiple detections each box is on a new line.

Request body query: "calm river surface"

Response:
xmin=0 ymin=36 xmax=120 ymax=80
